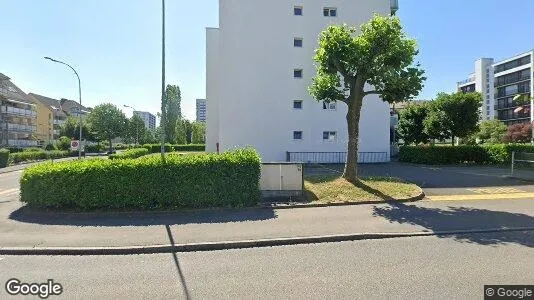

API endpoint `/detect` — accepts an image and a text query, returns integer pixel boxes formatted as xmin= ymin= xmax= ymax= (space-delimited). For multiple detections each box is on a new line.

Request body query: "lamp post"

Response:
xmin=123 ymin=105 xmax=139 ymax=145
xmin=44 ymin=57 xmax=83 ymax=158
xmin=160 ymin=0 xmax=166 ymax=158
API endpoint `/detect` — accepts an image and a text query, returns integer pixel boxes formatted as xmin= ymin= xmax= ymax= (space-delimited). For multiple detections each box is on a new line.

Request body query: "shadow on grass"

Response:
xmin=8 ymin=206 xmax=277 ymax=227
xmin=373 ymin=202 xmax=534 ymax=248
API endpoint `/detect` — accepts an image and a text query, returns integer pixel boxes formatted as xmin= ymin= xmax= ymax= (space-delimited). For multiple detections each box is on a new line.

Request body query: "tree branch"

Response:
xmin=363 ymin=90 xmax=380 ymax=96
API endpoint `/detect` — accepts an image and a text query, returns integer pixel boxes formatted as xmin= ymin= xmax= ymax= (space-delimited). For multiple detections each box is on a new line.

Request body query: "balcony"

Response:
xmin=0 ymin=106 xmax=37 ymax=117
xmin=458 ymin=76 xmax=476 ymax=86
xmin=6 ymin=140 xmax=38 ymax=147
xmin=53 ymin=119 xmax=66 ymax=125
xmin=4 ymin=123 xmax=37 ymax=133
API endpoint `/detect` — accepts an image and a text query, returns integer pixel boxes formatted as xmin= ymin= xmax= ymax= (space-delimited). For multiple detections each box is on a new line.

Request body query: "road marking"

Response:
xmin=467 ymin=187 xmax=525 ymax=194
xmin=427 ymin=192 xmax=534 ymax=201
xmin=0 ymin=188 xmax=19 ymax=196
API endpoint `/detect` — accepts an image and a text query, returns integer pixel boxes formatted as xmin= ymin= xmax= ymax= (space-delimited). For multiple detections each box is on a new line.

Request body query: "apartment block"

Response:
xmin=133 ymin=111 xmax=156 ymax=131
xmin=0 ymin=73 xmax=38 ymax=147
xmin=206 ymin=0 xmax=398 ymax=162
xmin=28 ymin=93 xmax=67 ymax=143
xmin=196 ymin=99 xmax=206 ymax=122
xmin=457 ymin=50 xmax=534 ymax=125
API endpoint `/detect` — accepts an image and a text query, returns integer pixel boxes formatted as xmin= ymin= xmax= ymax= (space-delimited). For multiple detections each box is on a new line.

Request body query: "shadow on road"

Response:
xmin=373 ymin=202 xmax=534 ymax=248
xmin=8 ymin=206 xmax=277 ymax=227
xmin=166 ymin=225 xmax=191 ymax=300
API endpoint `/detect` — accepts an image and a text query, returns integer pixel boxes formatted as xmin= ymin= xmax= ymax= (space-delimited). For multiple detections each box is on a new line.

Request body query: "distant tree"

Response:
xmin=86 ymin=103 xmax=128 ymax=152
xmin=503 ymin=123 xmax=532 ymax=143
xmin=396 ymin=103 xmax=429 ymax=145
xmin=164 ymin=85 xmax=182 ymax=143
xmin=476 ymin=120 xmax=507 ymax=144
xmin=308 ymin=15 xmax=425 ymax=183
xmin=60 ymin=117 xmax=93 ymax=141
xmin=124 ymin=115 xmax=147 ymax=145
xmin=175 ymin=119 xmax=192 ymax=144
xmin=424 ymin=92 xmax=482 ymax=145
xmin=191 ymin=122 xmax=206 ymax=144
xmin=56 ymin=136 xmax=71 ymax=151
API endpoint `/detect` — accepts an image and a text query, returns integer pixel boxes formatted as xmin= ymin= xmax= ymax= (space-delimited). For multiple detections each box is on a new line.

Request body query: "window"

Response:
xmin=293 ymin=131 xmax=303 ymax=140
xmin=323 ymin=131 xmax=336 ymax=141
xmin=293 ymin=100 xmax=303 ymax=109
xmin=293 ymin=38 xmax=303 ymax=47
xmin=322 ymin=101 xmax=336 ymax=110
xmin=294 ymin=69 xmax=303 ymax=78
xmin=294 ymin=6 xmax=302 ymax=16
xmin=323 ymin=7 xmax=337 ymax=17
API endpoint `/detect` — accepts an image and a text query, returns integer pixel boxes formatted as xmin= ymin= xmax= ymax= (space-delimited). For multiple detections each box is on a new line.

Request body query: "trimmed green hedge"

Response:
xmin=173 ymin=144 xmax=205 ymax=152
xmin=0 ymin=149 xmax=9 ymax=168
xmin=20 ymin=148 xmax=261 ymax=210
xmin=9 ymin=150 xmax=71 ymax=165
xmin=399 ymin=144 xmax=534 ymax=164
xmin=142 ymin=143 xmax=173 ymax=153
xmin=109 ymin=148 xmax=149 ymax=160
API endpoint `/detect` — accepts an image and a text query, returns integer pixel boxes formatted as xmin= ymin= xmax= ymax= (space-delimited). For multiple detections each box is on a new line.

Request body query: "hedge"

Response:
xmin=109 ymin=148 xmax=149 ymax=160
xmin=142 ymin=143 xmax=173 ymax=153
xmin=399 ymin=144 xmax=534 ymax=164
xmin=20 ymin=148 xmax=261 ymax=210
xmin=9 ymin=150 xmax=71 ymax=165
xmin=0 ymin=149 xmax=9 ymax=168
xmin=173 ymin=144 xmax=205 ymax=152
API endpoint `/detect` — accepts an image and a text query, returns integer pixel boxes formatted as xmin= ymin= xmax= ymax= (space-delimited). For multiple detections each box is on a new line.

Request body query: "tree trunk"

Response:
xmin=343 ymin=83 xmax=364 ymax=185
xmin=109 ymin=138 xmax=113 ymax=153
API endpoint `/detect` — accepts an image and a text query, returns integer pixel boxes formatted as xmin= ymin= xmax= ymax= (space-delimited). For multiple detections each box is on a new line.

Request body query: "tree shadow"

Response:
xmin=8 ymin=206 xmax=277 ymax=227
xmin=165 ymin=225 xmax=191 ymax=300
xmin=373 ymin=201 xmax=534 ymax=248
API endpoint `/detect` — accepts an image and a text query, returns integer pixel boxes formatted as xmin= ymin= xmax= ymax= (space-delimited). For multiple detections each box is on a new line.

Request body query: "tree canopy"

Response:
xmin=86 ymin=103 xmax=128 ymax=151
xmin=164 ymin=84 xmax=182 ymax=143
xmin=396 ymin=102 xmax=430 ymax=145
xmin=476 ymin=120 xmax=507 ymax=144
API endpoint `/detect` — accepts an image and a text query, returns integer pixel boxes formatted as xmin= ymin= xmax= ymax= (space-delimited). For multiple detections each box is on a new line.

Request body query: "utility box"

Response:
xmin=260 ymin=163 xmax=303 ymax=199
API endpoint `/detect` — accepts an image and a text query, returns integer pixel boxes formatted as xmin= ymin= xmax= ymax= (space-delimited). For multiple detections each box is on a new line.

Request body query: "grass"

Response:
xmin=304 ymin=175 xmax=422 ymax=203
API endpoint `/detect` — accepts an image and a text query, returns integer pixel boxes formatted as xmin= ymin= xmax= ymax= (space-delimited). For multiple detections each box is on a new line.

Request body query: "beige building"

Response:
xmin=28 ymin=93 xmax=67 ymax=143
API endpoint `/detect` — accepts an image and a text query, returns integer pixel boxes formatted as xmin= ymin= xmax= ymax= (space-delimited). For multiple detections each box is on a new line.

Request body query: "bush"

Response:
xmin=57 ymin=136 xmax=71 ymax=151
xmin=109 ymin=148 xmax=149 ymax=160
xmin=23 ymin=147 xmax=43 ymax=152
xmin=6 ymin=147 xmax=23 ymax=153
xmin=115 ymin=144 xmax=128 ymax=150
xmin=8 ymin=150 xmax=71 ymax=165
xmin=0 ymin=149 xmax=9 ymax=168
xmin=20 ymin=148 xmax=261 ymax=210
xmin=44 ymin=143 xmax=57 ymax=151
xmin=85 ymin=144 xmax=104 ymax=153
xmin=399 ymin=144 xmax=534 ymax=165
xmin=142 ymin=143 xmax=173 ymax=153
xmin=173 ymin=144 xmax=205 ymax=152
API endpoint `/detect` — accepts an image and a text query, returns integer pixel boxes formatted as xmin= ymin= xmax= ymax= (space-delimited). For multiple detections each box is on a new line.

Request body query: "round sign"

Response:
xmin=71 ymin=141 xmax=79 ymax=148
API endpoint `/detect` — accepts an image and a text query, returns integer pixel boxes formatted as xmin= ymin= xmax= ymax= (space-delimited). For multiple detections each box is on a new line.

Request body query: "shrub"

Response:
xmin=0 ymin=149 xmax=9 ymax=168
xmin=173 ymin=144 xmax=205 ymax=152
xmin=23 ymin=147 xmax=43 ymax=152
xmin=142 ymin=143 xmax=173 ymax=153
xmin=44 ymin=143 xmax=57 ymax=151
xmin=109 ymin=148 xmax=149 ymax=160
xmin=20 ymin=148 xmax=261 ymax=210
xmin=8 ymin=150 xmax=71 ymax=165
xmin=57 ymin=136 xmax=71 ymax=151
xmin=399 ymin=144 xmax=534 ymax=165
xmin=6 ymin=147 xmax=23 ymax=153
xmin=85 ymin=144 xmax=104 ymax=153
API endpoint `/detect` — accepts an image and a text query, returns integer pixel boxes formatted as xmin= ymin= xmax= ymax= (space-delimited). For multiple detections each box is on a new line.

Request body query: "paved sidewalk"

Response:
xmin=0 ymin=157 xmax=77 ymax=174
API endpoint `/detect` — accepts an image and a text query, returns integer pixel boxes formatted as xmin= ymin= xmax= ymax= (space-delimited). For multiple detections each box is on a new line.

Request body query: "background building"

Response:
xmin=457 ymin=50 xmax=533 ymax=125
xmin=196 ymin=98 xmax=206 ymax=122
xmin=0 ymin=73 xmax=38 ymax=147
xmin=28 ymin=93 xmax=67 ymax=143
xmin=133 ymin=111 xmax=156 ymax=131
xmin=206 ymin=0 xmax=397 ymax=162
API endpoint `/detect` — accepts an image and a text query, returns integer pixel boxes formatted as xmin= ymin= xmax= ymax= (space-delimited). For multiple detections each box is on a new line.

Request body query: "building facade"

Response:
xmin=133 ymin=111 xmax=156 ymax=131
xmin=28 ymin=93 xmax=67 ymax=143
xmin=0 ymin=74 xmax=38 ymax=147
xmin=196 ymin=99 xmax=206 ymax=122
xmin=457 ymin=50 xmax=533 ymax=125
xmin=206 ymin=0 xmax=398 ymax=162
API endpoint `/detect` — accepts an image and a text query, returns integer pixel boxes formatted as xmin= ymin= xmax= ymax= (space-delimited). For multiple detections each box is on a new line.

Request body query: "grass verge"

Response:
xmin=304 ymin=175 xmax=422 ymax=203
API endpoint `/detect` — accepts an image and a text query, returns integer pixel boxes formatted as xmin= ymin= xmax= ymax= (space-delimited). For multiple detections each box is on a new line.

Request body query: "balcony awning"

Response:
xmin=4 ymin=98 xmax=36 ymax=106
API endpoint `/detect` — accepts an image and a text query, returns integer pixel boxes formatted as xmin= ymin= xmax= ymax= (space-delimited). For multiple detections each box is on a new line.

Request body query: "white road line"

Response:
xmin=0 ymin=188 xmax=19 ymax=196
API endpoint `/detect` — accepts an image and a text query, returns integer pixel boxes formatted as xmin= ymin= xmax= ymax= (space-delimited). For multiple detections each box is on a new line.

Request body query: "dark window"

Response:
xmin=294 ymin=69 xmax=303 ymax=78
xmin=293 ymin=38 xmax=303 ymax=47
xmin=293 ymin=131 xmax=303 ymax=140
xmin=323 ymin=8 xmax=337 ymax=17
xmin=293 ymin=100 xmax=303 ymax=109
xmin=323 ymin=131 xmax=336 ymax=140
xmin=294 ymin=6 xmax=302 ymax=16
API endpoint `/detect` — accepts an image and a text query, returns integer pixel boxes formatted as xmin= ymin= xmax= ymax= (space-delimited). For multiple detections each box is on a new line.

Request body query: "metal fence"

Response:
xmin=510 ymin=151 xmax=534 ymax=176
xmin=286 ymin=151 xmax=388 ymax=164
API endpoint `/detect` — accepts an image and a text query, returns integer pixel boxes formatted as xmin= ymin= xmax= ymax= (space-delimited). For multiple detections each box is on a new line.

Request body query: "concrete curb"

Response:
xmin=1 ymin=226 xmax=532 ymax=256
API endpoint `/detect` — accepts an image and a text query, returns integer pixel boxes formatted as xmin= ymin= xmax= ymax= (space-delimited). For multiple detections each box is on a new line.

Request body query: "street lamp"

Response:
xmin=44 ymin=56 xmax=83 ymax=158
xmin=160 ymin=0 xmax=166 ymax=158
xmin=123 ymin=105 xmax=139 ymax=145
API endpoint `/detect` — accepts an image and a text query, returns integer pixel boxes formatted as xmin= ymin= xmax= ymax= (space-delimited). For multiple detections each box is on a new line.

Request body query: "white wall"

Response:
xmin=208 ymin=0 xmax=391 ymax=162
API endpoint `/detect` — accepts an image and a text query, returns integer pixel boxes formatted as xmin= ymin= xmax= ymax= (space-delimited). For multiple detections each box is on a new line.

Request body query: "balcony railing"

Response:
xmin=0 ymin=106 xmax=37 ymax=117
xmin=458 ymin=77 xmax=476 ymax=85
xmin=6 ymin=140 xmax=38 ymax=147
xmin=4 ymin=123 xmax=37 ymax=132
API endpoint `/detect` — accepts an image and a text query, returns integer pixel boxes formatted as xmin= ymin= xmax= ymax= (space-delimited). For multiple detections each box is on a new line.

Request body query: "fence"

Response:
xmin=286 ymin=151 xmax=388 ymax=164
xmin=510 ymin=151 xmax=534 ymax=176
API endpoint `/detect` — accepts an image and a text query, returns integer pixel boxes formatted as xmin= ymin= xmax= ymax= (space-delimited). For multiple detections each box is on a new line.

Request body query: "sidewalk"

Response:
xmin=0 ymin=157 xmax=77 ymax=174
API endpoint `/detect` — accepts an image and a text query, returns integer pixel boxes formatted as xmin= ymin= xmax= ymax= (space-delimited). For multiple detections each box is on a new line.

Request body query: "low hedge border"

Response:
xmin=0 ymin=149 xmax=9 ymax=168
xmin=399 ymin=144 xmax=534 ymax=164
xmin=8 ymin=150 xmax=72 ymax=165
xmin=109 ymin=148 xmax=149 ymax=160
xmin=142 ymin=144 xmax=205 ymax=153
xmin=20 ymin=148 xmax=261 ymax=210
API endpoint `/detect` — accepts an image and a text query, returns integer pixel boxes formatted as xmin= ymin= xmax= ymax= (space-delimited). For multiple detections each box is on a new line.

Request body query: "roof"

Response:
xmin=27 ymin=93 xmax=68 ymax=117
xmin=59 ymin=98 xmax=91 ymax=115
xmin=0 ymin=73 xmax=35 ymax=105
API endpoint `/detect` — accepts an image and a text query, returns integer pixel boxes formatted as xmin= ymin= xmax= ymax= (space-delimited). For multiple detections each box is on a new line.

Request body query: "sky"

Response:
xmin=1 ymin=0 xmax=534 ymax=121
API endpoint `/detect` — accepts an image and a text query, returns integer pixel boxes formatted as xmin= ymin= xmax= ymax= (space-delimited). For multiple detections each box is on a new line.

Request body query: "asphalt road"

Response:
xmin=1 ymin=232 xmax=533 ymax=299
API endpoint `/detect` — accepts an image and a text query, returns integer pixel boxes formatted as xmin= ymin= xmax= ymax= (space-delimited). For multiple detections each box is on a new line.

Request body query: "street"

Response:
xmin=1 ymin=232 xmax=533 ymax=299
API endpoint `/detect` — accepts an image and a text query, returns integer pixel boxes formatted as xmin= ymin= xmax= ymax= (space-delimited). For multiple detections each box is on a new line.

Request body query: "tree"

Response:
xmin=86 ymin=103 xmax=128 ymax=152
xmin=164 ymin=84 xmax=182 ymax=143
xmin=124 ymin=115 xmax=147 ymax=145
xmin=56 ymin=136 xmax=71 ymax=151
xmin=503 ymin=123 xmax=532 ymax=143
xmin=191 ymin=122 xmax=206 ymax=144
xmin=175 ymin=119 xmax=192 ymax=144
xmin=423 ymin=92 xmax=482 ymax=145
xmin=60 ymin=117 xmax=94 ymax=141
xmin=308 ymin=15 xmax=425 ymax=183
xmin=476 ymin=120 xmax=507 ymax=144
xmin=396 ymin=102 xmax=429 ymax=145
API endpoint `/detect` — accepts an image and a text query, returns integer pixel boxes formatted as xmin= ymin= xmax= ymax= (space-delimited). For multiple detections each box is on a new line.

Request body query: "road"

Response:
xmin=1 ymin=232 xmax=533 ymax=299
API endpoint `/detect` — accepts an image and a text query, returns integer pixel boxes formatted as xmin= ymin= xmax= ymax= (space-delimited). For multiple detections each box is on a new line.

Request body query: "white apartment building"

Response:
xmin=133 ymin=111 xmax=156 ymax=131
xmin=206 ymin=0 xmax=398 ymax=163
xmin=196 ymin=99 xmax=206 ymax=122
xmin=457 ymin=50 xmax=533 ymax=125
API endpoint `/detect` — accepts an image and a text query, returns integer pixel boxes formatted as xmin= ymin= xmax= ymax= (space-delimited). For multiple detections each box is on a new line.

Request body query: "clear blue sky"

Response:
xmin=1 ymin=0 xmax=533 ymax=120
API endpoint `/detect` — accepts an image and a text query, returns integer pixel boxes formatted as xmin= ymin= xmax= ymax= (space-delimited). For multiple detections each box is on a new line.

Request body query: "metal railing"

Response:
xmin=510 ymin=151 xmax=534 ymax=176
xmin=286 ymin=151 xmax=388 ymax=164
xmin=0 ymin=106 xmax=37 ymax=117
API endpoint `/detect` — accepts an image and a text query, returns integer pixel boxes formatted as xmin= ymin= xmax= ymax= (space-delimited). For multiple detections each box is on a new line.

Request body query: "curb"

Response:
xmin=1 ymin=226 xmax=532 ymax=256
